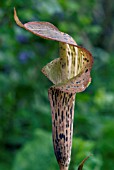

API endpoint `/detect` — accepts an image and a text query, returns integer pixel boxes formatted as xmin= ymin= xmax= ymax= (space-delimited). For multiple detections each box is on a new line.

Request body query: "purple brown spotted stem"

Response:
xmin=14 ymin=8 xmax=93 ymax=170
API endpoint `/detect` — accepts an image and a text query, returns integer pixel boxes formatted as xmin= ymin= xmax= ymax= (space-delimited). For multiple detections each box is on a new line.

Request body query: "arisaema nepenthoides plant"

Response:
xmin=14 ymin=8 xmax=93 ymax=170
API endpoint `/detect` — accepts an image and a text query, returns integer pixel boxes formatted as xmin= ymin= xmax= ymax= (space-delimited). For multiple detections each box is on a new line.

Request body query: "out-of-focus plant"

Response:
xmin=13 ymin=130 xmax=102 ymax=170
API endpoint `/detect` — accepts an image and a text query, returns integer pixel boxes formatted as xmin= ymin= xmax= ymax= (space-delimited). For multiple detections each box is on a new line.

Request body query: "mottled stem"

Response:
xmin=48 ymin=87 xmax=76 ymax=169
xmin=60 ymin=165 xmax=68 ymax=170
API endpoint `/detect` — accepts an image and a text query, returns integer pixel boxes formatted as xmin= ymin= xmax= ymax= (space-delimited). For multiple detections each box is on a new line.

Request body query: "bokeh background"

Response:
xmin=0 ymin=0 xmax=114 ymax=170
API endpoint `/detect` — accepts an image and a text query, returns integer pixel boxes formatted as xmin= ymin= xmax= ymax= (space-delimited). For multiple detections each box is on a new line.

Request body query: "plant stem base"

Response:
xmin=60 ymin=165 xmax=68 ymax=170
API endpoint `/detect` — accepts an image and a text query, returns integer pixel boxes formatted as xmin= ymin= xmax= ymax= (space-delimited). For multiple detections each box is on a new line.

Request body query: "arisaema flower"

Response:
xmin=14 ymin=8 xmax=93 ymax=170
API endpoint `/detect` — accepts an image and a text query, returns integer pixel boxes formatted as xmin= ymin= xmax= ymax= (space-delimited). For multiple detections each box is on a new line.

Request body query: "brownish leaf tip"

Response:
xmin=78 ymin=155 xmax=92 ymax=170
xmin=14 ymin=7 xmax=24 ymax=28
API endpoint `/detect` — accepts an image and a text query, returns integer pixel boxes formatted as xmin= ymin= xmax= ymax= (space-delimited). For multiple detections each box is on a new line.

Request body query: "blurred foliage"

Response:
xmin=0 ymin=0 xmax=114 ymax=170
xmin=13 ymin=130 xmax=58 ymax=170
xmin=13 ymin=130 xmax=102 ymax=170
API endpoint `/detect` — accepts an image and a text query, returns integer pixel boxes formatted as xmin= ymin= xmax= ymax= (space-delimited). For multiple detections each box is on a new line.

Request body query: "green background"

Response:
xmin=0 ymin=0 xmax=114 ymax=170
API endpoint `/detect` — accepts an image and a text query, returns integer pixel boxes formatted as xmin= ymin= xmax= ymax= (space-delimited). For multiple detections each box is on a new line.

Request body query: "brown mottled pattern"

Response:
xmin=14 ymin=8 xmax=93 ymax=70
xmin=48 ymin=87 xmax=75 ymax=169
xmin=55 ymin=68 xmax=91 ymax=94
xmin=24 ymin=23 xmax=76 ymax=46
xmin=59 ymin=42 xmax=92 ymax=82
xmin=42 ymin=43 xmax=92 ymax=91
xmin=14 ymin=9 xmax=94 ymax=170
